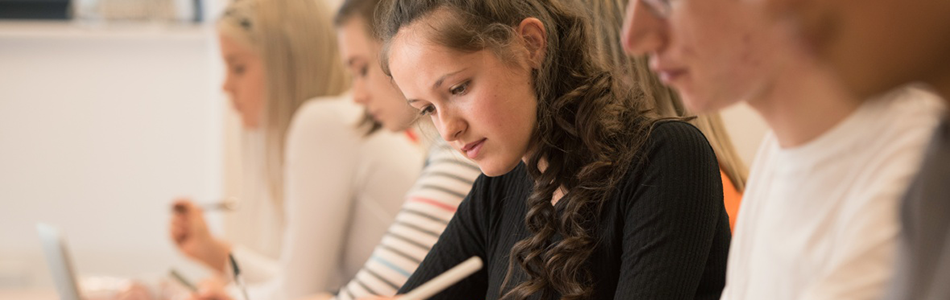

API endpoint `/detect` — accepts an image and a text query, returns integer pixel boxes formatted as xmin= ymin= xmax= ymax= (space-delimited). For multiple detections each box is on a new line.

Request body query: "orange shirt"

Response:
xmin=721 ymin=169 xmax=742 ymax=232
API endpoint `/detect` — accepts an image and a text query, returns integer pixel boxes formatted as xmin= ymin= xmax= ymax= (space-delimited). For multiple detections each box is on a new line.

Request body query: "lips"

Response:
xmin=460 ymin=138 xmax=486 ymax=159
xmin=650 ymin=57 xmax=689 ymax=86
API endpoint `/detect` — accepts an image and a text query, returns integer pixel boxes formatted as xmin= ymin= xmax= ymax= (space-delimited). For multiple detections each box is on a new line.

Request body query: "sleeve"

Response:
xmin=395 ymin=174 xmax=493 ymax=299
xmin=240 ymin=101 xmax=362 ymax=300
xmin=333 ymin=145 xmax=482 ymax=300
xmin=614 ymin=122 xmax=729 ymax=299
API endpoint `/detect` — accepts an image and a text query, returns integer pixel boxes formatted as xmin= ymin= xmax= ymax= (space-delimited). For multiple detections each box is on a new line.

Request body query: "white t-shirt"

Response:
xmin=721 ymin=87 xmax=944 ymax=300
xmin=228 ymin=95 xmax=425 ymax=300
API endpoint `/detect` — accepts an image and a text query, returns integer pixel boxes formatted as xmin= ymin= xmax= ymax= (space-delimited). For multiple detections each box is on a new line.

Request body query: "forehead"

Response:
xmin=218 ymin=32 xmax=257 ymax=58
xmin=338 ymin=19 xmax=374 ymax=54
xmin=389 ymin=23 xmax=462 ymax=71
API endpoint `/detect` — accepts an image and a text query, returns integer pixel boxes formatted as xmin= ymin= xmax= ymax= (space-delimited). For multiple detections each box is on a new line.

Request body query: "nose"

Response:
xmin=352 ymin=78 xmax=370 ymax=105
xmin=622 ymin=0 xmax=668 ymax=56
xmin=434 ymin=107 xmax=466 ymax=142
xmin=221 ymin=75 xmax=239 ymax=109
xmin=221 ymin=73 xmax=235 ymax=95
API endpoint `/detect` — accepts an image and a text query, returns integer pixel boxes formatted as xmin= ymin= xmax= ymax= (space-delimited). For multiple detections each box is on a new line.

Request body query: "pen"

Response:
xmin=229 ymin=253 xmax=251 ymax=300
xmin=169 ymin=269 xmax=197 ymax=292
xmin=172 ymin=197 xmax=239 ymax=213
xmin=400 ymin=257 xmax=482 ymax=300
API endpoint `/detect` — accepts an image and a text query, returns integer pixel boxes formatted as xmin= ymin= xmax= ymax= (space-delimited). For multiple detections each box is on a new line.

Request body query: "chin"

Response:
xmin=477 ymin=158 xmax=522 ymax=177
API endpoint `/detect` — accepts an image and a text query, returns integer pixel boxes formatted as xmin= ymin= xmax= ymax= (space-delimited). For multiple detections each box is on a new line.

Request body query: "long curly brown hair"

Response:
xmin=378 ymin=0 xmax=657 ymax=298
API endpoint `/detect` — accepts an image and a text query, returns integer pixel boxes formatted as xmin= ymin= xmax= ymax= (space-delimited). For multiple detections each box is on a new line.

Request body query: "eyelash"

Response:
xmin=418 ymin=80 xmax=470 ymax=116
xmin=231 ymin=65 xmax=246 ymax=75
xmin=359 ymin=65 xmax=369 ymax=77
xmin=450 ymin=81 xmax=470 ymax=96
xmin=419 ymin=105 xmax=435 ymax=116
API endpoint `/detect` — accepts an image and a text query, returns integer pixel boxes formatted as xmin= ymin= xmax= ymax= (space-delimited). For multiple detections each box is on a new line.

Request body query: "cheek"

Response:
xmin=368 ymin=75 xmax=391 ymax=100
xmin=241 ymin=72 xmax=266 ymax=116
xmin=481 ymin=85 xmax=536 ymax=144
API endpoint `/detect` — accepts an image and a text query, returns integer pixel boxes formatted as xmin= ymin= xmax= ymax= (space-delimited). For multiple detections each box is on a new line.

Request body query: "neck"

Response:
xmin=747 ymin=61 xmax=861 ymax=148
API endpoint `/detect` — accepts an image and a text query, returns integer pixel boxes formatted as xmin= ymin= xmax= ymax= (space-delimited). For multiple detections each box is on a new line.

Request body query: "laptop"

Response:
xmin=36 ymin=223 xmax=82 ymax=300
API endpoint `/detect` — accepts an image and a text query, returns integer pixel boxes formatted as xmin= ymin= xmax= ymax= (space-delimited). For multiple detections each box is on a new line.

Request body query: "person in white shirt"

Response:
xmin=621 ymin=0 xmax=944 ymax=299
xmin=168 ymin=0 xmax=423 ymax=299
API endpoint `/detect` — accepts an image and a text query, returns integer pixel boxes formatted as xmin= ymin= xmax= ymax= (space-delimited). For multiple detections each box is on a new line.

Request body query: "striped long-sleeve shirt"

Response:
xmin=333 ymin=138 xmax=481 ymax=300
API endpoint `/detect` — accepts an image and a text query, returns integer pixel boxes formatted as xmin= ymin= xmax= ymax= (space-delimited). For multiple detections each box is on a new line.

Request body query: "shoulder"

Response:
xmin=849 ymin=86 xmax=943 ymax=167
xmin=840 ymin=87 xmax=943 ymax=197
xmin=615 ymin=120 xmax=721 ymax=196
xmin=284 ymin=95 xmax=368 ymax=163
xmin=288 ymin=94 xmax=362 ymax=136
xmin=640 ymin=120 xmax=717 ymax=163
xmin=871 ymin=85 xmax=944 ymax=134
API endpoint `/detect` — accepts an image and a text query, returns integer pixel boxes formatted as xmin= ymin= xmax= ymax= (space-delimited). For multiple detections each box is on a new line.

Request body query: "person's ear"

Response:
xmin=516 ymin=17 xmax=547 ymax=69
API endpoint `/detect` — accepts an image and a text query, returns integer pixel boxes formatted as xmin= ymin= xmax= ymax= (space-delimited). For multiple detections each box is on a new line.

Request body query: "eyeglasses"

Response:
xmin=641 ymin=0 xmax=673 ymax=19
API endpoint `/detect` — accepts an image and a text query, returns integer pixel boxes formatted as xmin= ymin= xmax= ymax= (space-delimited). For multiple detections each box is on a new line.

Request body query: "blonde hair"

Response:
xmin=585 ymin=0 xmax=748 ymax=191
xmin=218 ymin=0 xmax=350 ymax=205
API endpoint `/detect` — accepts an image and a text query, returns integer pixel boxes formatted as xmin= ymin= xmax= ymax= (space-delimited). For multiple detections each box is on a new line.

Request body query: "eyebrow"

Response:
xmin=407 ymin=68 xmax=468 ymax=105
xmin=433 ymin=68 xmax=467 ymax=90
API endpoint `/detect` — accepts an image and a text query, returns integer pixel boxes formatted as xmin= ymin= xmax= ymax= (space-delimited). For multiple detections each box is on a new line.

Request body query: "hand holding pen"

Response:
xmin=169 ymin=198 xmax=236 ymax=273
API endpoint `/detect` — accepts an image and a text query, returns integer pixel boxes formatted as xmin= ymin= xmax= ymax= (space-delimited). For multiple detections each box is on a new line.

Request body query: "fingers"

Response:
xmin=170 ymin=217 xmax=189 ymax=244
xmin=170 ymin=199 xmax=192 ymax=245
xmin=172 ymin=198 xmax=197 ymax=214
xmin=170 ymin=198 xmax=201 ymax=246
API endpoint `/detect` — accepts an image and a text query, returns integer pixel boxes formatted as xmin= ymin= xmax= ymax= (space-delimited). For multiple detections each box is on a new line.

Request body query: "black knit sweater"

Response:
xmin=397 ymin=121 xmax=731 ymax=299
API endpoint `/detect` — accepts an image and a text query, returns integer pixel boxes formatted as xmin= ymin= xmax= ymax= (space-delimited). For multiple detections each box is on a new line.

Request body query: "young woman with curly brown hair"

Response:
xmin=367 ymin=0 xmax=731 ymax=299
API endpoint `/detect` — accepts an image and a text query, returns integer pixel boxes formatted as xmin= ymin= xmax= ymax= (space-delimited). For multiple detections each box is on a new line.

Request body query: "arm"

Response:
xmin=614 ymin=122 xmax=729 ymax=299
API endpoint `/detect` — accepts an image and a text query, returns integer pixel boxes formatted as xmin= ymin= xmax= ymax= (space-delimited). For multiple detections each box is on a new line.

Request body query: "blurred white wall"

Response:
xmin=0 ymin=21 xmax=225 ymax=288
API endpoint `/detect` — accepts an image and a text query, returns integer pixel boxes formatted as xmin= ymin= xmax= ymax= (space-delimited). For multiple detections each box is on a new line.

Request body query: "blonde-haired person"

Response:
xmin=583 ymin=0 xmax=746 ymax=231
xmin=169 ymin=0 xmax=424 ymax=299
xmin=196 ymin=1 xmax=485 ymax=299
